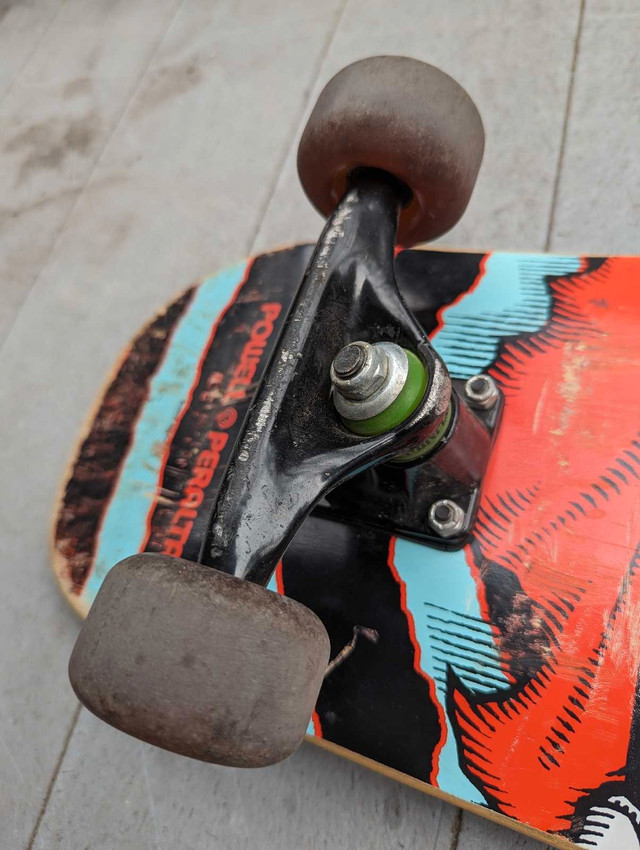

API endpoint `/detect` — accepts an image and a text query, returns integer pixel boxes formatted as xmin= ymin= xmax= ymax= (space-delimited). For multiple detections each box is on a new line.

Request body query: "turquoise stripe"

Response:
xmin=431 ymin=253 xmax=581 ymax=378
xmin=392 ymin=540 xmax=504 ymax=803
xmin=83 ymin=262 xmax=247 ymax=607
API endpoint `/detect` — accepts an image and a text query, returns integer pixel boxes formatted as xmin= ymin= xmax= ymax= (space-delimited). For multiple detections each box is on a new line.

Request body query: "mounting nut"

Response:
xmin=428 ymin=499 xmax=466 ymax=538
xmin=464 ymin=374 xmax=499 ymax=410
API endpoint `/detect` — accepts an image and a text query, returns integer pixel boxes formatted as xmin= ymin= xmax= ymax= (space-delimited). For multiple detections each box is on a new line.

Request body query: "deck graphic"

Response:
xmin=53 ymin=247 xmax=640 ymax=848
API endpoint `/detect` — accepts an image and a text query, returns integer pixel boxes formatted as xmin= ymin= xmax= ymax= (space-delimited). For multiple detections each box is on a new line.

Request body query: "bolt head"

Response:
xmin=428 ymin=499 xmax=466 ymax=538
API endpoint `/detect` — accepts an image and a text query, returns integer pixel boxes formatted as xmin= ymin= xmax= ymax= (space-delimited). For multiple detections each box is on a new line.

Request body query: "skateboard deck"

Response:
xmin=53 ymin=246 xmax=640 ymax=849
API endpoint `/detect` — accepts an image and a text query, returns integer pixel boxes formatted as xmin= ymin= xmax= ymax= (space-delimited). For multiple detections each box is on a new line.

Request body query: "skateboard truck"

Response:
xmin=321 ymin=330 xmax=502 ymax=548
xmin=69 ymin=56 xmax=498 ymax=769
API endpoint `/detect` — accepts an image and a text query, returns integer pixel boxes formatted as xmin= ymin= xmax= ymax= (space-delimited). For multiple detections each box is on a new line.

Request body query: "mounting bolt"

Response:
xmin=464 ymin=374 xmax=499 ymax=410
xmin=428 ymin=499 xmax=466 ymax=538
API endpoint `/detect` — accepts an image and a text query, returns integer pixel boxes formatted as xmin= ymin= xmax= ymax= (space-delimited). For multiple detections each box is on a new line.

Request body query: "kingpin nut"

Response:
xmin=330 ymin=341 xmax=428 ymax=437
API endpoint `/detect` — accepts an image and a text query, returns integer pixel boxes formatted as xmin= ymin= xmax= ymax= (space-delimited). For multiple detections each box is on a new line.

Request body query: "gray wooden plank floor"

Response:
xmin=1 ymin=0 xmax=638 ymax=847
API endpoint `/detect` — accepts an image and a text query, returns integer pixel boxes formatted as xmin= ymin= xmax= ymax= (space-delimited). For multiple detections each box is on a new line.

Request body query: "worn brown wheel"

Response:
xmin=69 ymin=554 xmax=330 ymax=767
xmin=297 ymin=56 xmax=484 ymax=246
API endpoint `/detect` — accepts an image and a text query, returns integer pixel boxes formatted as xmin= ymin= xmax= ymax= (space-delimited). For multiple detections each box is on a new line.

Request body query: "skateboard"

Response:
xmin=54 ymin=57 xmax=640 ymax=849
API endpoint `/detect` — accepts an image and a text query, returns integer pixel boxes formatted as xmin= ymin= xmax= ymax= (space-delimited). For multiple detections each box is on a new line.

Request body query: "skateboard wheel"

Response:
xmin=69 ymin=554 xmax=330 ymax=766
xmin=297 ymin=56 xmax=484 ymax=246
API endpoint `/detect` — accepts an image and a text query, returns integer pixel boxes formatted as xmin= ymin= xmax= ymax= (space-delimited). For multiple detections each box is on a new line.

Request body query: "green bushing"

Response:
xmin=393 ymin=403 xmax=453 ymax=463
xmin=341 ymin=350 xmax=428 ymax=437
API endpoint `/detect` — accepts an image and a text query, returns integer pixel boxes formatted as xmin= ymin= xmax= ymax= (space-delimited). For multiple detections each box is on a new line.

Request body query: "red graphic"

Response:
xmin=161 ymin=431 xmax=229 ymax=558
xmin=216 ymin=407 xmax=238 ymax=430
xmin=452 ymin=258 xmax=640 ymax=831
xmin=222 ymin=302 xmax=282 ymax=405
xmin=140 ymin=261 xmax=253 ymax=553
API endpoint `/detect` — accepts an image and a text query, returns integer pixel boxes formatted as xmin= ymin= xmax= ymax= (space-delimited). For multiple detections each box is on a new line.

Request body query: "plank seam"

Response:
xmin=0 ymin=0 xmax=188 ymax=359
xmin=245 ymin=0 xmax=350 ymax=255
xmin=544 ymin=0 xmax=586 ymax=251
xmin=0 ymin=0 xmax=68 ymax=108
xmin=449 ymin=808 xmax=463 ymax=850
xmin=25 ymin=703 xmax=82 ymax=850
